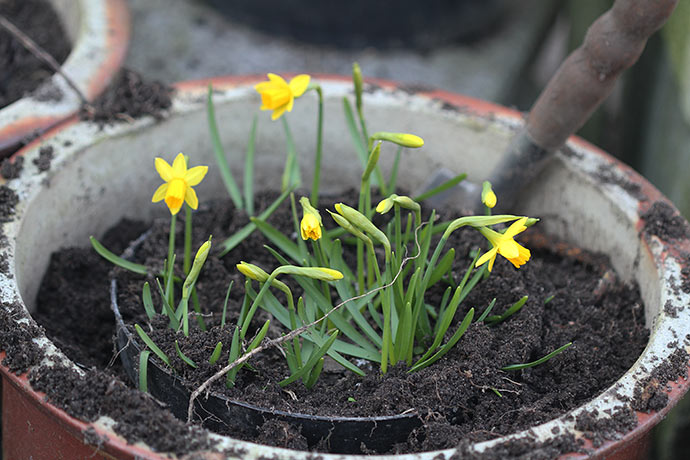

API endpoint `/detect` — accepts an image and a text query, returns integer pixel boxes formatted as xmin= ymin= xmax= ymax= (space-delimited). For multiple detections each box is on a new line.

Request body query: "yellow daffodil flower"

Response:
xmin=475 ymin=217 xmax=531 ymax=272
xmin=299 ymin=196 xmax=322 ymax=241
xmin=301 ymin=213 xmax=321 ymax=241
xmin=255 ymin=73 xmax=311 ymax=120
xmin=152 ymin=153 xmax=208 ymax=215
xmin=481 ymin=181 xmax=497 ymax=209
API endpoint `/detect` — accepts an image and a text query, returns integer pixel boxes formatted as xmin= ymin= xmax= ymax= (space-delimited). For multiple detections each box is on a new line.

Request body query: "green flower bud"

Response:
xmin=370 ymin=132 xmax=424 ymax=148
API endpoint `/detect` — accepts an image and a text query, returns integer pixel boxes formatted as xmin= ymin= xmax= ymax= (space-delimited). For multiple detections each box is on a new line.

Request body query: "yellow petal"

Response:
xmin=185 ymin=186 xmax=199 ymax=210
xmin=289 ymin=74 xmax=311 ymax=97
xmin=498 ymin=239 xmax=520 ymax=259
xmin=155 ymin=158 xmax=173 ymax=182
xmin=286 ymin=95 xmax=295 ymax=113
xmin=171 ymin=153 xmax=187 ymax=177
xmin=475 ymin=247 xmax=497 ymax=269
xmin=267 ymin=73 xmax=288 ymax=85
xmin=152 ymin=183 xmax=168 ymax=202
xmin=504 ymin=217 xmax=528 ymax=238
xmin=255 ymin=81 xmax=276 ymax=93
xmin=185 ymin=165 xmax=208 ymax=186
xmin=271 ymin=104 xmax=288 ymax=120
xmin=165 ymin=178 xmax=186 ymax=214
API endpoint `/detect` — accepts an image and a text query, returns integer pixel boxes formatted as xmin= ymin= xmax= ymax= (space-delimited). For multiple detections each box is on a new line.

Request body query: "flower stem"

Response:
xmin=167 ymin=214 xmax=177 ymax=307
xmin=310 ymin=86 xmax=324 ymax=207
xmin=184 ymin=205 xmax=192 ymax=275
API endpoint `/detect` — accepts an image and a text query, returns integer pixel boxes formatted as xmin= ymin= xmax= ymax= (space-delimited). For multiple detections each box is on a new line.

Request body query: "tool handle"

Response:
xmin=528 ymin=0 xmax=677 ymax=150
xmin=488 ymin=0 xmax=677 ymax=213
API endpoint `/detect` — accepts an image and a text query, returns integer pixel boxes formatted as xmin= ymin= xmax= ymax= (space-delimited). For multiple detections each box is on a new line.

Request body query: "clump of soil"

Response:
xmin=641 ymin=201 xmax=690 ymax=241
xmin=32 ymin=145 xmax=53 ymax=171
xmin=0 ymin=185 xmax=18 ymax=222
xmin=0 ymin=0 xmax=71 ymax=109
xmin=79 ymin=68 xmax=173 ymax=126
xmin=0 ymin=156 xmax=24 ymax=179
xmin=33 ymin=192 xmax=652 ymax=455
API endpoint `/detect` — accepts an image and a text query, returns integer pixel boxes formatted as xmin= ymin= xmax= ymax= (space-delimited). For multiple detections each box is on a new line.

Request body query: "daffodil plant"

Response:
xmin=93 ymin=64 xmax=572 ymax=397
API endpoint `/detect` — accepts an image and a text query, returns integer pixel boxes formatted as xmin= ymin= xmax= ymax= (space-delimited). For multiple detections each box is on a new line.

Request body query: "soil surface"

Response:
xmin=79 ymin=68 xmax=173 ymax=126
xmin=0 ymin=0 xmax=71 ymax=109
xmin=32 ymin=191 xmax=653 ymax=455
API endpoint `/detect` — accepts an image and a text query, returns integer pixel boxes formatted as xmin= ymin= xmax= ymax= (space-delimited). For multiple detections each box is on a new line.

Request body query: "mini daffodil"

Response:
xmin=299 ymin=197 xmax=322 ymax=241
xmin=255 ymin=73 xmax=311 ymax=120
xmin=475 ymin=217 xmax=531 ymax=272
xmin=481 ymin=181 xmax=497 ymax=209
xmin=152 ymin=153 xmax=208 ymax=215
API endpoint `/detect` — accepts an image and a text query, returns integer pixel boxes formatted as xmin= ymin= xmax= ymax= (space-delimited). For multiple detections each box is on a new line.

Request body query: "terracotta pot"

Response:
xmin=0 ymin=0 xmax=130 ymax=157
xmin=2 ymin=75 xmax=689 ymax=459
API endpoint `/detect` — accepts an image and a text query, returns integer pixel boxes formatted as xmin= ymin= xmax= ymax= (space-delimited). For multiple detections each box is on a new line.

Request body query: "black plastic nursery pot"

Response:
xmin=2 ymin=75 xmax=690 ymax=459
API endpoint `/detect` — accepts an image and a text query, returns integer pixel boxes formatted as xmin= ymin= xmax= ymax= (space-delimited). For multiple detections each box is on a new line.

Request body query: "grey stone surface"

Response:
xmin=124 ymin=0 xmax=557 ymax=103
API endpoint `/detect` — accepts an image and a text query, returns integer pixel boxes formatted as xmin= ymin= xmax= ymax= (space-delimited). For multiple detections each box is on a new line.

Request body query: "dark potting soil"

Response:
xmin=0 ymin=184 xmax=18 ymax=222
xmin=32 ymin=191 xmax=654 ymax=455
xmin=32 ymin=144 xmax=53 ymax=171
xmin=641 ymin=201 xmax=690 ymax=241
xmin=0 ymin=0 xmax=71 ymax=109
xmin=79 ymin=68 xmax=173 ymax=127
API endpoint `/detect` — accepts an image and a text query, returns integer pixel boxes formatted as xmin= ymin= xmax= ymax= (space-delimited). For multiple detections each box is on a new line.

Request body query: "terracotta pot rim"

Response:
xmin=0 ymin=0 xmax=130 ymax=154
xmin=2 ymin=76 xmax=689 ymax=459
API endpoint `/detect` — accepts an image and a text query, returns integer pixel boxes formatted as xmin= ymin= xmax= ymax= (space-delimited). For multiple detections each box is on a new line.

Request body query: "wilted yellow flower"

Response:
xmin=255 ymin=73 xmax=311 ymax=120
xmin=481 ymin=181 xmax=497 ymax=209
xmin=301 ymin=213 xmax=321 ymax=241
xmin=152 ymin=153 xmax=208 ymax=215
xmin=475 ymin=217 xmax=531 ymax=272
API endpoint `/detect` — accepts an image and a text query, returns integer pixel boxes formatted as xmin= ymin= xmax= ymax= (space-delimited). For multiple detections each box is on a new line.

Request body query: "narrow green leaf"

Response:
xmin=544 ymin=295 xmax=555 ymax=304
xmin=209 ymin=341 xmax=223 ymax=364
xmin=247 ymin=320 xmax=270 ymax=351
xmin=138 ymin=350 xmax=151 ymax=392
xmin=428 ymin=248 xmax=455 ymax=287
xmin=175 ymin=340 xmax=198 ymax=368
xmin=413 ymin=173 xmax=467 ymax=203
xmin=226 ymin=326 xmax=241 ymax=387
xmin=476 ymin=298 xmax=497 ymax=323
xmin=387 ymin=146 xmax=402 ymax=193
xmin=134 ymin=324 xmax=171 ymax=366
xmin=281 ymin=118 xmax=302 ymax=190
xmin=221 ymin=281 xmax=233 ymax=329
xmin=485 ymin=296 xmax=528 ymax=325
xmin=280 ymin=331 xmax=338 ymax=387
xmin=409 ymin=308 xmax=474 ymax=373
xmin=342 ymin=97 xmax=369 ymax=169
xmin=90 ymin=236 xmax=148 ymax=275
xmin=207 ymin=84 xmax=243 ymax=209
xmin=501 ymin=342 xmax=573 ymax=371
xmin=141 ymin=282 xmax=155 ymax=320
xmin=219 ymin=187 xmax=293 ymax=256
xmin=304 ymin=357 xmax=325 ymax=389
xmin=155 ymin=278 xmax=179 ymax=330
xmin=244 ymin=115 xmax=258 ymax=216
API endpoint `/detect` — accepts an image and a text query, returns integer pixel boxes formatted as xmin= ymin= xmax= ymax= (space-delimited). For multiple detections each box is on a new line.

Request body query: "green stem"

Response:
xmin=167 ymin=214 xmax=177 ymax=307
xmin=183 ymin=205 xmax=192 ymax=275
xmin=311 ymin=86 xmax=324 ymax=207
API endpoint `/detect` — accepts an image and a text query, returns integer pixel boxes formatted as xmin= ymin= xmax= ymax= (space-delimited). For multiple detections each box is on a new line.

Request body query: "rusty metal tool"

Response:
xmin=459 ymin=0 xmax=678 ymax=213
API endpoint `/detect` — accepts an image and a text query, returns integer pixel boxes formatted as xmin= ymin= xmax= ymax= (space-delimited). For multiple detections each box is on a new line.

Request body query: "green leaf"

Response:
xmin=387 ymin=146 xmax=402 ymax=193
xmin=280 ymin=331 xmax=339 ymax=387
xmin=428 ymin=248 xmax=455 ymax=287
xmin=544 ymin=295 xmax=555 ymax=304
xmin=138 ymin=350 xmax=150 ymax=392
xmin=134 ymin=324 xmax=170 ymax=366
xmin=501 ymin=342 xmax=573 ymax=371
xmin=247 ymin=319 xmax=270 ymax=351
xmin=244 ymin=115 xmax=258 ymax=216
xmin=226 ymin=326 xmax=241 ymax=387
xmin=141 ymin=282 xmax=155 ymax=320
xmin=207 ymin=84 xmax=243 ymax=209
xmin=281 ymin=118 xmax=302 ymax=190
xmin=220 ymin=281 xmax=233 ymax=329
xmin=209 ymin=341 xmax=223 ymax=364
xmin=304 ymin=357 xmax=325 ymax=389
xmin=409 ymin=308 xmax=474 ymax=373
xmin=485 ymin=296 xmax=528 ymax=325
xmin=219 ymin=187 xmax=293 ymax=256
xmin=343 ymin=97 xmax=369 ymax=170
xmin=90 ymin=236 xmax=148 ymax=275
xmin=476 ymin=298 xmax=497 ymax=323
xmin=175 ymin=340 xmax=198 ymax=368
xmin=154 ymin=278 xmax=179 ymax=330
xmin=413 ymin=173 xmax=467 ymax=202
xmin=250 ymin=217 xmax=302 ymax=262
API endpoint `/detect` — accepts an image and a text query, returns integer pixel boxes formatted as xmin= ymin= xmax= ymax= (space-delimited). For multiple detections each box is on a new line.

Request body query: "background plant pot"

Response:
xmin=1 ymin=75 xmax=690 ymax=459
xmin=0 ymin=0 xmax=130 ymax=158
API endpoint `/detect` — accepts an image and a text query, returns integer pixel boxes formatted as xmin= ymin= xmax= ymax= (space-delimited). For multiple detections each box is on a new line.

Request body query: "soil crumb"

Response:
xmin=1 ymin=156 xmax=24 ymax=179
xmin=641 ymin=201 xmax=690 ymax=241
xmin=33 ymin=145 xmax=53 ymax=172
xmin=79 ymin=68 xmax=173 ymax=126
xmin=0 ymin=185 xmax=19 ymax=222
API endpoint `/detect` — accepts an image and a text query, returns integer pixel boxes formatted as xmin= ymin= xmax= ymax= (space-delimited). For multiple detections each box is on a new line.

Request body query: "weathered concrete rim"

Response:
xmin=1 ymin=75 xmax=689 ymax=459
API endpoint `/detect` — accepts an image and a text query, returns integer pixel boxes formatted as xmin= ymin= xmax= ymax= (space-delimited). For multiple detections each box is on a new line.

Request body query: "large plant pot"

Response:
xmin=1 ymin=76 xmax=689 ymax=459
xmin=0 ymin=0 xmax=130 ymax=157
